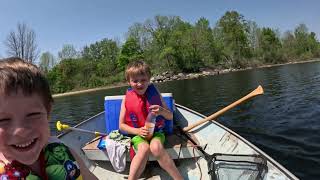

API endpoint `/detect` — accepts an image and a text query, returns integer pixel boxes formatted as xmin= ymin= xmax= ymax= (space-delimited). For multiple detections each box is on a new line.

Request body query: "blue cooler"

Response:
xmin=161 ymin=93 xmax=174 ymax=135
xmin=104 ymin=95 xmax=123 ymax=134
xmin=104 ymin=93 xmax=174 ymax=135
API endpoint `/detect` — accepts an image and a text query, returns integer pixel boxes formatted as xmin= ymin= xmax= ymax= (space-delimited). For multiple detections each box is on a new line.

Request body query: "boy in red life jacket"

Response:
xmin=0 ymin=57 xmax=97 ymax=180
xmin=119 ymin=60 xmax=183 ymax=180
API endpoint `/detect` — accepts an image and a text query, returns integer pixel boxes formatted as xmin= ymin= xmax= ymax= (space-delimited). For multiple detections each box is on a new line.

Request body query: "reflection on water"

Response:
xmin=52 ymin=61 xmax=320 ymax=179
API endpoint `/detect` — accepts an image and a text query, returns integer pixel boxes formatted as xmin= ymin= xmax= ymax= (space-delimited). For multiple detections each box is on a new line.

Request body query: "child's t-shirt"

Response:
xmin=0 ymin=137 xmax=83 ymax=180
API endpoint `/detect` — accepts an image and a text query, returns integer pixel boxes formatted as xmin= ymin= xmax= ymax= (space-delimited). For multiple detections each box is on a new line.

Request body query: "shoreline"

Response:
xmin=52 ymin=58 xmax=320 ymax=98
xmin=53 ymin=82 xmax=128 ymax=98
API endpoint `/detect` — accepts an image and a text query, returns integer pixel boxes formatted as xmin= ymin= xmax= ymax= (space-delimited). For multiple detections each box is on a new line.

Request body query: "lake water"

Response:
xmin=52 ymin=61 xmax=320 ymax=179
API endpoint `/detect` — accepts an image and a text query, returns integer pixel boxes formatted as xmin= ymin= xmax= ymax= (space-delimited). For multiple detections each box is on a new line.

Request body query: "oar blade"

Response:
xmin=183 ymin=85 xmax=264 ymax=132
xmin=255 ymin=85 xmax=264 ymax=95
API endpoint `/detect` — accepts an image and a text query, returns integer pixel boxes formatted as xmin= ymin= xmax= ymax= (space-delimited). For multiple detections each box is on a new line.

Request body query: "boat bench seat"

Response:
xmin=82 ymin=129 xmax=201 ymax=161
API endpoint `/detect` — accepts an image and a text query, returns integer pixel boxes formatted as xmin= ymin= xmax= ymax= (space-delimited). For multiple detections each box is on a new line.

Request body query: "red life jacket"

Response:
xmin=125 ymin=84 xmax=166 ymax=132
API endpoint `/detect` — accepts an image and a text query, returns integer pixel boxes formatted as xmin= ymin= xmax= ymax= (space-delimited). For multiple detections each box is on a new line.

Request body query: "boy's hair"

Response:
xmin=125 ymin=60 xmax=151 ymax=81
xmin=0 ymin=57 xmax=53 ymax=112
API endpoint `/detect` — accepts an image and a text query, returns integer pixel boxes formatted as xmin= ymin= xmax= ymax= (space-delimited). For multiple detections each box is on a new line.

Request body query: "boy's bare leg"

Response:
xmin=129 ymin=143 xmax=150 ymax=180
xmin=150 ymin=139 xmax=183 ymax=180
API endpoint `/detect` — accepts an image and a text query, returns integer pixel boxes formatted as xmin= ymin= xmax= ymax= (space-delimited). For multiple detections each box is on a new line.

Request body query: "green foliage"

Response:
xmin=47 ymin=59 xmax=78 ymax=93
xmin=294 ymin=24 xmax=319 ymax=59
xmin=258 ymin=28 xmax=282 ymax=63
xmin=247 ymin=21 xmax=260 ymax=56
xmin=39 ymin=52 xmax=56 ymax=73
xmin=58 ymin=44 xmax=78 ymax=60
xmin=281 ymin=31 xmax=296 ymax=60
xmin=104 ymin=71 xmax=125 ymax=85
xmin=217 ymin=11 xmax=252 ymax=67
xmin=82 ymin=38 xmax=119 ymax=76
xmin=127 ymin=23 xmax=152 ymax=50
xmin=281 ymin=24 xmax=320 ymax=61
xmin=45 ymin=13 xmax=320 ymax=94
xmin=117 ymin=37 xmax=144 ymax=70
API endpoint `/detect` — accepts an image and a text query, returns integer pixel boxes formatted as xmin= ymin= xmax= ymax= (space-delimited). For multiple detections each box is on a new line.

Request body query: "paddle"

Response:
xmin=183 ymin=85 xmax=264 ymax=132
xmin=56 ymin=121 xmax=108 ymax=136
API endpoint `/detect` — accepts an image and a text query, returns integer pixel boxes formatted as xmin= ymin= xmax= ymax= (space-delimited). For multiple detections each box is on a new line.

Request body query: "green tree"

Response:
xmin=212 ymin=26 xmax=228 ymax=67
xmin=117 ymin=37 xmax=143 ymax=70
xmin=39 ymin=51 xmax=55 ymax=73
xmin=247 ymin=21 xmax=260 ymax=55
xmin=126 ymin=23 xmax=152 ymax=50
xmin=258 ymin=28 xmax=282 ymax=63
xmin=82 ymin=38 xmax=119 ymax=76
xmin=217 ymin=11 xmax=252 ymax=67
xmin=294 ymin=24 xmax=319 ymax=59
xmin=47 ymin=59 xmax=78 ymax=93
xmin=162 ymin=18 xmax=188 ymax=71
xmin=308 ymin=32 xmax=320 ymax=57
xmin=192 ymin=17 xmax=217 ymax=68
xmin=282 ymin=31 xmax=297 ymax=60
xmin=58 ymin=44 xmax=78 ymax=60
xmin=145 ymin=15 xmax=183 ymax=49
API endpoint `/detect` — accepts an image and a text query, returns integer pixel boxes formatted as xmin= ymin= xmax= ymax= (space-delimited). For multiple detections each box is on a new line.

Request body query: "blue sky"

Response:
xmin=0 ymin=0 xmax=319 ymax=60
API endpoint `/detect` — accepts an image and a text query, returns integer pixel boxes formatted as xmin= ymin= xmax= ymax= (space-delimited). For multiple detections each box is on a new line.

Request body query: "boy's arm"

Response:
xmin=151 ymin=86 xmax=173 ymax=120
xmin=119 ymin=96 xmax=148 ymax=136
xmin=159 ymin=95 xmax=173 ymax=120
xmin=69 ymin=148 xmax=98 ymax=180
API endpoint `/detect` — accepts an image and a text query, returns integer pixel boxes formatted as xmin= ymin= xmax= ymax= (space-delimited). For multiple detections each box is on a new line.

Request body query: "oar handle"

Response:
xmin=183 ymin=85 xmax=264 ymax=132
xmin=56 ymin=121 xmax=108 ymax=136
xmin=68 ymin=127 xmax=108 ymax=136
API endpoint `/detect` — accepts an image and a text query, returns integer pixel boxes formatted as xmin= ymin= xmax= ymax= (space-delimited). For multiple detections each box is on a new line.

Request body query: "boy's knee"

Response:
xmin=137 ymin=143 xmax=150 ymax=154
xmin=149 ymin=140 xmax=164 ymax=157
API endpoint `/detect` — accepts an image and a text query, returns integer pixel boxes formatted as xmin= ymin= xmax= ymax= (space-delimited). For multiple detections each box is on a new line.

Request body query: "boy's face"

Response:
xmin=128 ymin=74 xmax=150 ymax=95
xmin=0 ymin=90 xmax=50 ymax=165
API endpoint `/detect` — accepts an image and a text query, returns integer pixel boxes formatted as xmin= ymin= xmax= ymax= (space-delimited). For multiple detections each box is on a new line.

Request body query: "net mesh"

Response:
xmin=209 ymin=154 xmax=268 ymax=180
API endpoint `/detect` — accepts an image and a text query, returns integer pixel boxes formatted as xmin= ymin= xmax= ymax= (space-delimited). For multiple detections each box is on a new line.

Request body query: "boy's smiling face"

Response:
xmin=128 ymin=74 xmax=150 ymax=95
xmin=0 ymin=90 xmax=50 ymax=165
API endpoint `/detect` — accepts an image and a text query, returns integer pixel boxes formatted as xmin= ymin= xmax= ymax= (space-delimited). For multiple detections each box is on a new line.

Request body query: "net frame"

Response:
xmin=209 ymin=153 xmax=268 ymax=180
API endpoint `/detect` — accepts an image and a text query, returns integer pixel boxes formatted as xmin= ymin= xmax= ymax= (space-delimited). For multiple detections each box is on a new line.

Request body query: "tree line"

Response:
xmin=3 ymin=11 xmax=320 ymax=94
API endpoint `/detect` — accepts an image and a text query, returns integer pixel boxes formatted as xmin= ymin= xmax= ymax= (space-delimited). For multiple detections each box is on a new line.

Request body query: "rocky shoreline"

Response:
xmin=53 ymin=58 xmax=320 ymax=98
xmin=151 ymin=58 xmax=320 ymax=83
xmin=151 ymin=68 xmax=236 ymax=83
xmin=52 ymin=68 xmax=236 ymax=98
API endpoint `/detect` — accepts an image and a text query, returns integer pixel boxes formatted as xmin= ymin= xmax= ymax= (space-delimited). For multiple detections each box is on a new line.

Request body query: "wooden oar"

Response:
xmin=183 ymin=85 xmax=264 ymax=132
xmin=56 ymin=121 xmax=108 ymax=136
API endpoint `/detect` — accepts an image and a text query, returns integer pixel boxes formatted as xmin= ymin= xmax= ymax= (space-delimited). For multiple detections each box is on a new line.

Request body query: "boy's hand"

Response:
xmin=149 ymin=105 xmax=164 ymax=116
xmin=138 ymin=126 xmax=149 ymax=137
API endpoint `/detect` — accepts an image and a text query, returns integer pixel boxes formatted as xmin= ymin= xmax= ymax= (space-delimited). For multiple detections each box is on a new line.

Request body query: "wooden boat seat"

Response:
xmin=82 ymin=131 xmax=201 ymax=161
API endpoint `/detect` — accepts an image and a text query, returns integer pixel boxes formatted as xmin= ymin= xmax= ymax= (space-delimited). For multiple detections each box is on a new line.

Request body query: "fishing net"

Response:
xmin=209 ymin=153 xmax=268 ymax=180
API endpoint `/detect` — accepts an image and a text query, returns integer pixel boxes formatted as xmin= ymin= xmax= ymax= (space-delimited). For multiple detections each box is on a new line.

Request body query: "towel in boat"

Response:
xmin=98 ymin=130 xmax=131 ymax=172
xmin=108 ymin=130 xmax=131 ymax=148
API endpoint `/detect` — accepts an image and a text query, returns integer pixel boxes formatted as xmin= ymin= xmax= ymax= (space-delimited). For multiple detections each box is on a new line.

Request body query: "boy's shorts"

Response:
xmin=131 ymin=132 xmax=165 ymax=150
